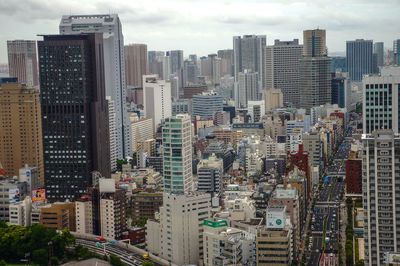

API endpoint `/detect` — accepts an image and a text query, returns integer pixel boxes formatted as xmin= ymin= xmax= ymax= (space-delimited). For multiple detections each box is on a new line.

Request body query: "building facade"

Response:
xmin=0 ymin=82 xmax=44 ymax=185
xmin=143 ymin=75 xmax=172 ymax=131
xmin=7 ymin=40 xmax=38 ymax=87
xmin=192 ymin=92 xmax=223 ymax=119
xmin=346 ymin=39 xmax=374 ymax=81
xmin=264 ymin=39 xmax=302 ymax=106
xmin=299 ymin=29 xmax=331 ymax=112
xmin=60 ymin=14 xmax=132 ymax=159
xmin=124 ymin=43 xmax=147 ymax=87
xmin=163 ymin=114 xmax=193 ymax=193
xmin=237 ymin=70 xmax=259 ymax=108
xmin=38 ymin=34 xmax=110 ymax=201
xmin=362 ymin=130 xmax=400 ymax=265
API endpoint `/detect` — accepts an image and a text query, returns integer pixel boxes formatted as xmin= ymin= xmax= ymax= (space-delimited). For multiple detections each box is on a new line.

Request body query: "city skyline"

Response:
xmin=0 ymin=0 xmax=399 ymax=63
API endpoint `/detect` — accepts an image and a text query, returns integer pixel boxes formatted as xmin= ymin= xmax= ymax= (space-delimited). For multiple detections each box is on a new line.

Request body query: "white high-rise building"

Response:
xmin=143 ymin=75 xmax=172 ymax=131
xmin=107 ymin=96 xmax=117 ymax=172
xmin=146 ymin=192 xmax=211 ymax=265
xmin=362 ymin=130 xmax=400 ymax=266
xmin=60 ymin=14 xmax=132 ymax=159
xmin=363 ymin=67 xmax=400 ymax=134
xmin=163 ymin=114 xmax=193 ymax=193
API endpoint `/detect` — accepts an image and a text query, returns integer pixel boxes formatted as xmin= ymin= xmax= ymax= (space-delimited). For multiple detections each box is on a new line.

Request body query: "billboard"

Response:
xmin=32 ymin=189 xmax=46 ymax=203
xmin=9 ymin=188 xmax=20 ymax=202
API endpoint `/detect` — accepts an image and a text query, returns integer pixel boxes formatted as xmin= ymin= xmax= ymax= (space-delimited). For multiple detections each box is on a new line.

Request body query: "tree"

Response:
xmin=32 ymin=248 xmax=48 ymax=266
xmin=117 ymin=159 xmax=128 ymax=171
xmin=0 ymin=260 xmax=6 ymax=266
xmin=109 ymin=254 xmax=124 ymax=266
xmin=142 ymin=261 xmax=154 ymax=266
xmin=50 ymin=256 xmax=59 ymax=266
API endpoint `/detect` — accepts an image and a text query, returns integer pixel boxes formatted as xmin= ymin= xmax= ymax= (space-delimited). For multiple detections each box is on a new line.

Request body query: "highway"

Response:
xmin=307 ymin=127 xmax=352 ymax=265
xmin=75 ymin=238 xmax=161 ymax=266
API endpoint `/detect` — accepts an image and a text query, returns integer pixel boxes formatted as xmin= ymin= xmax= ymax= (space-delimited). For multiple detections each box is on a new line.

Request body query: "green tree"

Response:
xmin=50 ymin=256 xmax=59 ymax=266
xmin=355 ymin=260 xmax=364 ymax=266
xmin=142 ymin=261 xmax=154 ymax=266
xmin=0 ymin=260 xmax=6 ymax=266
xmin=117 ymin=159 xmax=128 ymax=171
xmin=109 ymin=254 xmax=124 ymax=266
xmin=32 ymin=248 xmax=48 ymax=266
xmin=77 ymin=246 xmax=90 ymax=259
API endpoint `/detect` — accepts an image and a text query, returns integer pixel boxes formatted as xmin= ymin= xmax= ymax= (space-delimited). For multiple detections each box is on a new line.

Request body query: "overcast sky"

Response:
xmin=0 ymin=0 xmax=399 ymax=63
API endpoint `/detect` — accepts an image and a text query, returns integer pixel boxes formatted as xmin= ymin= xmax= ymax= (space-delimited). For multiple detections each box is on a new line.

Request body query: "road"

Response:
xmin=307 ymin=125 xmax=353 ymax=265
xmin=75 ymin=238 xmax=161 ymax=266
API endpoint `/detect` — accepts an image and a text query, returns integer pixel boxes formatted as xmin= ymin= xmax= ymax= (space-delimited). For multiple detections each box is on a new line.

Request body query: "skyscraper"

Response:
xmin=124 ymin=43 xmax=147 ymax=87
xmin=346 ymin=39 xmax=373 ymax=81
xmin=233 ymin=35 xmax=266 ymax=103
xmin=299 ymin=29 xmax=331 ymax=112
xmin=394 ymin=39 xmax=400 ymax=66
xmin=167 ymin=50 xmax=184 ymax=75
xmin=0 ymin=82 xmax=44 ymax=185
xmin=7 ymin=40 xmax=38 ymax=87
xmin=38 ymin=34 xmax=110 ymax=201
xmin=237 ymin=70 xmax=259 ymax=108
xmin=143 ymin=75 xmax=172 ymax=131
xmin=60 ymin=14 xmax=132 ymax=159
xmin=264 ymin=39 xmax=302 ymax=106
xmin=374 ymin=42 xmax=384 ymax=68
xmin=163 ymin=114 xmax=193 ymax=194
xmin=362 ymin=68 xmax=400 ymax=134
xmin=362 ymin=130 xmax=400 ymax=266
xmin=217 ymin=49 xmax=234 ymax=77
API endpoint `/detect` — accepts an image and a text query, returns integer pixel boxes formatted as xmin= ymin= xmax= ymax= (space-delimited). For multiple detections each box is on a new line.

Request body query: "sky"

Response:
xmin=0 ymin=0 xmax=400 ymax=63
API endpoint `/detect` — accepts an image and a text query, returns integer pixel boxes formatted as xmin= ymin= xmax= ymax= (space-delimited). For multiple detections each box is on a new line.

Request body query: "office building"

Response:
xmin=203 ymin=219 xmax=255 ymax=265
xmin=183 ymin=84 xmax=208 ymax=99
xmin=143 ymin=75 xmax=172 ymax=131
xmin=125 ymin=43 xmax=147 ymax=87
xmin=193 ymin=92 xmax=223 ymax=119
xmin=331 ymin=56 xmax=347 ymax=73
xmin=331 ymin=72 xmax=351 ymax=110
xmin=233 ymin=35 xmax=266 ymax=95
xmin=60 ymin=14 xmax=132 ymax=159
xmin=362 ymin=68 xmax=400 ymax=134
xmin=374 ymin=42 xmax=384 ymax=68
xmin=40 ymin=202 xmax=76 ymax=231
xmin=184 ymin=59 xmax=198 ymax=85
xmin=346 ymin=151 xmax=362 ymax=195
xmin=129 ymin=192 xmax=163 ymax=224
xmin=237 ymin=70 xmax=259 ymax=107
xmin=38 ymin=34 xmax=110 ymax=201
xmin=394 ymin=39 xmax=400 ymax=66
xmin=362 ymin=130 xmax=400 ymax=266
xmin=256 ymin=206 xmax=293 ymax=265
xmin=7 ymin=40 xmax=38 ymax=87
xmin=148 ymin=50 xmax=164 ymax=74
xmin=0 ymin=82 xmax=44 ymax=185
xmin=248 ymin=100 xmax=265 ymax=122
xmin=264 ymin=39 xmax=302 ymax=106
xmin=346 ymin=39 xmax=374 ymax=81
xmin=167 ymin=50 xmax=184 ymax=75
xmin=19 ymin=165 xmax=40 ymax=192
xmin=9 ymin=197 xmax=32 ymax=226
xmin=217 ymin=49 xmax=234 ymax=77
xmin=299 ymin=29 xmax=331 ymax=112
xmin=130 ymin=115 xmax=153 ymax=153
xmin=172 ymin=99 xmax=191 ymax=116
xmin=146 ymin=192 xmax=211 ymax=265
xmin=163 ymin=114 xmax=193 ymax=193
xmin=197 ymin=154 xmax=223 ymax=196
xmin=0 ymin=178 xmax=27 ymax=222
xmin=262 ymin=88 xmax=283 ymax=111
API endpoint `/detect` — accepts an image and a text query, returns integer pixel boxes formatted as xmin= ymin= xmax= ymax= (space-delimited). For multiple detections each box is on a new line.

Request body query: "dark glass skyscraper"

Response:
xmin=346 ymin=39 xmax=373 ymax=81
xmin=38 ymin=34 xmax=110 ymax=201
